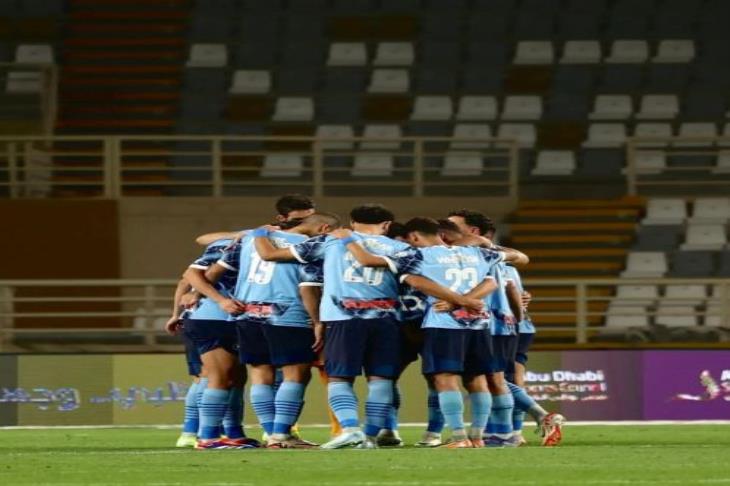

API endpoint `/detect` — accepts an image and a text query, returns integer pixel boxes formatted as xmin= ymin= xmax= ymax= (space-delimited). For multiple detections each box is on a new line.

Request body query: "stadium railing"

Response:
xmin=625 ymin=135 xmax=730 ymax=196
xmin=0 ymin=278 xmax=728 ymax=352
xmin=0 ymin=62 xmax=58 ymax=136
xmin=0 ymin=135 xmax=519 ymax=198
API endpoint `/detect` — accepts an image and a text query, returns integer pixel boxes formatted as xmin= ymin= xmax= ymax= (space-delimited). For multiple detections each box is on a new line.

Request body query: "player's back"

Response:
xmin=232 ymin=231 xmax=310 ymax=325
xmin=188 ymin=238 xmax=235 ymax=320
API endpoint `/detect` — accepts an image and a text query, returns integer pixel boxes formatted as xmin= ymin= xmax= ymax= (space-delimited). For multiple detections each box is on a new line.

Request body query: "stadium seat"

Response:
xmin=560 ymin=40 xmax=602 ymax=64
xmin=352 ymin=154 xmax=394 ymax=177
xmin=589 ymin=95 xmax=633 ymax=120
xmin=441 ymin=153 xmax=483 ymax=177
xmin=704 ymin=304 xmax=726 ymax=328
xmin=496 ymin=123 xmax=536 ymax=148
xmin=653 ymin=39 xmax=695 ymax=63
xmin=15 ymin=44 xmax=54 ymax=64
xmin=670 ymin=250 xmax=716 ymax=278
xmin=315 ymin=125 xmax=355 ymax=150
xmin=455 ymin=96 xmax=498 ymax=121
xmin=229 ymin=70 xmax=271 ymax=94
xmin=636 ymin=95 xmax=679 ymax=120
xmin=690 ymin=198 xmax=730 ymax=224
xmin=373 ymin=42 xmax=414 ymax=66
xmin=261 ymin=154 xmax=304 ymax=177
xmin=605 ymin=304 xmax=650 ymax=329
xmin=680 ymin=225 xmax=728 ymax=251
xmin=186 ymin=44 xmax=228 ymax=67
xmin=655 ymin=304 xmax=698 ymax=328
xmin=634 ymin=225 xmax=683 ymax=251
xmin=6 ymin=72 xmax=43 ymax=93
xmin=531 ymin=150 xmax=576 ymax=176
xmin=411 ymin=96 xmax=453 ymax=121
xmin=450 ymin=124 xmax=491 ymax=149
xmin=501 ymin=96 xmax=542 ymax=121
xmin=582 ymin=123 xmax=627 ymax=148
xmin=272 ymin=97 xmax=314 ymax=121
xmin=643 ymin=198 xmax=687 ymax=225
xmin=634 ymin=123 xmax=672 ymax=147
xmin=714 ymin=152 xmax=730 ymax=174
xmin=719 ymin=124 xmax=730 ymax=148
xmin=598 ymin=64 xmax=643 ymax=92
xmin=633 ymin=151 xmax=666 ymax=174
xmin=605 ymin=40 xmax=649 ymax=64
xmin=613 ymin=284 xmax=659 ymax=306
xmin=664 ymin=284 xmax=708 ymax=307
xmin=368 ymin=69 xmax=409 ymax=93
xmin=621 ymin=252 xmax=668 ymax=277
xmin=675 ymin=122 xmax=718 ymax=147
xmin=327 ymin=42 xmax=368 ymax=66
xmin=361 ymin=124 xmax=402 ymax=149
xmin=420 ymin=41 xmax=461 ymax=67
xmin=514 ymin=41 xmax=554 ymax=65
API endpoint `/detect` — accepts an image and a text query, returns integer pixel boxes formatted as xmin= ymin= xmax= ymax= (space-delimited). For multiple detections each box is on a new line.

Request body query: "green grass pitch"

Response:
xmin=1 ymin=425 xmax=729 ymax=485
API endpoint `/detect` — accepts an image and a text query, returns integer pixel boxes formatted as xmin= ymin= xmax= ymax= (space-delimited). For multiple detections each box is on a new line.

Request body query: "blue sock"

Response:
xmin=273 ymin=369 xmax=284 ymax=395
xmin=513 ymin=409 xmax=525 ymax=433
xmin=427 ymin=388 xmax=445 ymax=433
xmin=507 ymin=382 xmax=546 ymax=423
xmin=328 ymin=382 xmax=359 ymax=429
xmin=222 ymin=387 xmax=245 ymax=439
xmin=250 ymin=384 xmax=275 ymax=436
xmin=438 ymin=390 xmax=465 ymax=433
xmin=182 ymin=381 xmax=200 ymax=434
xmin=273 ymin=381 xmax=305 ymax=436
xmin=364 ymin=379 xmax=393 ymax=437
xmin=384 ymin=384 xmax=401 ymax=430
xmin=195 ymin=378 xmax=208 ymax=436
xmin=485 ymin=393 xmax=515 ymax=436
xmin=469 ymin=392 xmax=492 ymax=434
xmin=199 ymin=387 xmax=229 ymax=440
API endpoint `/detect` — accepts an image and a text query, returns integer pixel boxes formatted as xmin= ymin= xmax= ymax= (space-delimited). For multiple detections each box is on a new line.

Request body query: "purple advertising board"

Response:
xmin=642 ymin=351 xmax=730 ymax=420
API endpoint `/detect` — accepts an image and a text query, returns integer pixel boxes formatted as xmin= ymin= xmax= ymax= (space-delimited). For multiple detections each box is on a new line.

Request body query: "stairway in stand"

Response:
xmin=53 ymin=0 xmax=189 ymax=196
xmin=504 ymin=197 xmax=646 ymax=344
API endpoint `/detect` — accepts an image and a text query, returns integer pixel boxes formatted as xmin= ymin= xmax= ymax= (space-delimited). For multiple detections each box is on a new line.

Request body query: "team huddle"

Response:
xmin=166 ymin=194 xmax=565 ymax=450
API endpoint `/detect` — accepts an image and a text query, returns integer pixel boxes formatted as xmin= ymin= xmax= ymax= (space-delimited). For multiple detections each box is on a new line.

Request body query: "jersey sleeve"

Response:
xmin=392 ymin=248 xmax=425 ymax=283
xmin=189 ymin=242 xmax=229 ymax=270
xmin=289 ymin=234 xmax=328 ymax=264
xmin=478 ymin=247 xmax=506 ymax=273
xmin=298 ymin=261 xmax=324 ymax=287
xmin=216 ymin=242 xmax=242 ymax=271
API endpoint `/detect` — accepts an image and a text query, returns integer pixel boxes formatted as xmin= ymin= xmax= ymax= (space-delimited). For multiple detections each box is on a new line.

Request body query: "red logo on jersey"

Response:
xmin=242 ymin=303 xmax=274 ymax=317
xmin=452 ymin=308 xmax=490 ymax=320
xmin=340 ymin=298 xmax=399 ymax=310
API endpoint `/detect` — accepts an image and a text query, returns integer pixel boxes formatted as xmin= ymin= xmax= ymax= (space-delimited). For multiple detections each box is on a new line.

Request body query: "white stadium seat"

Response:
xmin=352 ymin=154 xmax=394 ymax=177
xmin=589 ymin=95 xmax=633 ymax=120
xmin=643 ymin=198 xmax=687 ymax=225
xmin=632 ymin=151 xmax=666 ymax=175
xmin=15 ymin=44 xmax=54 ymax=64
xmin=186 ymin=43 xmax=227 ymax=67
xmin=621 ymin=252 xmax=668 ymax=278
xmin=451 ymin=124 xmax=492 ymax=149
xmin=531 ymin=150 xmax=576 ymax=176
xmin=501 ymin=96 xmax=542 ymax=121
xmin=514 ymin=41 xmax=554 ymax=65
xmin=455 ymin=96 xmax=498 ymax=121
xmin=368 ymin=69 xmax=409 ymax=93
xmin=634 ymin=123 xmax=672 ymax=147
xmin=613 ymin=285 xmax=659 ymax=306
xmin=664 ymin=284 xmax=708 ymax=307
xmin=636 ymin=95 xmax=679 ymax=120
xmin=361 ymin=124 xmax=402 ymax=149
xmin=411 ymin=96 xmax=453 ymax=121
xmin=560 ymin=40 xmax=601 ymax=64
xmin=441 ymin=152 xmax=483 ymax=177
xmin=605 ymin=304 xmax=650 ymax=329
xmin=653 ymin=40 xmax=695 ymax=63
xmin=675 ymin=122 xmax=718 ymax=147
xmin=327 ymin=42 xmax=367 ymax=66
xmin=715 ymin=151 xmax=730 ymax=174
xmin=680 ymin=225 xmax=728 ymax=251
xmin=496 ymin=123 xmax=536 ymax=148
xmin=261 ymin=154 xmax=303 ymax=177
xmin=373 ymin=42 xmax=414 ymax=66
xmin=272 ymin=97 xmax=314 ymax=121
xmin=690 ymin=198 xmax=730 ymax=224
xmin=582 ymin=123 xmax=627 ymax=148
xmin=606 ymin=40 xmax=649 ymax=64
xmin=315 ymin=125 xmax=355 ymax=150
xmin=229 ymin=70 xmax=271 ymax=94
xmin=655 ymin=304 xmax=698 ymax=327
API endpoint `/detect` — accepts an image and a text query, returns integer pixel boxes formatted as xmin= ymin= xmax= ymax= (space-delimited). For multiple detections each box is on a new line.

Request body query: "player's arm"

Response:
xmin=300 ymin=285 xmax=324 ymax=353
xmin=330 ymin=228 xmax=392 ymax=268
xmin=505 ymin=280 xmax=525 ymax=322
xmin=182 ymin=264 xmax=243 ymax=315
xmin=402 ymin=274 xmax=484 ymax=313
xmin=165 ymin=277 xmax=191 ymax=335
xmin=496 ymin=246 xmax=530 ymax=266
xmin=433 ymin=277 xmax=498 ymax=312
xmin=253 ymin=227 xmax=299 ymax=262
xmin=195 ymin=230 xmax=245 ymax=246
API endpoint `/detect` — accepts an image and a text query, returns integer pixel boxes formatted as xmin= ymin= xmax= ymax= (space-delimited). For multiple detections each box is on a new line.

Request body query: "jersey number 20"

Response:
xmin=344 ymin=260 xmax=384 ymax=286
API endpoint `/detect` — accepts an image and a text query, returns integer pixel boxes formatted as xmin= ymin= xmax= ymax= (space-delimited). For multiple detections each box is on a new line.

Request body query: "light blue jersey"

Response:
xmin=488 ymin=264 xmax=519 ymax=336
xmin=290 ymin=232 xmax=416 ymax=322
xmin=219 ymin=231 xmax=318 ymax=327
xmin=188 ymin=239 xmax=237 ymax=321
xmin=501 ymin=264 xmax=535 ymax=334
xmin=402 ymin=245 xmax=505 ymax=330
xmin=399 ymin=284 xmax=427 ymax=323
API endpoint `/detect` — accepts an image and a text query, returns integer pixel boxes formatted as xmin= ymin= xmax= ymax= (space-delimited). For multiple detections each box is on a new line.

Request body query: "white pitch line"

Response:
xmin=2 ymin=420 xmax=730 ymax=430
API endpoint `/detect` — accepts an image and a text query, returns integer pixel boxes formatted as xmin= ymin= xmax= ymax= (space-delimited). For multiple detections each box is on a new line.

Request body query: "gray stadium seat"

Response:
xmin=420 ymin=11 xmax=462 ymax=41
xmin=670 ymin=251 xmax=716 ymax=277
xmin=419 ymin=41 xmax=461 ymax=68
xmin=466 ymin=41 xmax=509 ymax=68
xmin=605 ymin=14 xmax=649 ymax=39
xmin=645 ymin=65 xmax=689 ymax=94
xmin=275 ymin=67 xmax=319 ymax=94
xmin=461 ymin=67 xmax=503 ymax=93
xmin=556 ymin=12 xmax=601 ymax=40
xmin=232 ymin=43 xmax=276 ymax=68
xmin=545 ymin=93 xmax=589 ymax=121
xmin=189 ymin=15 xmax=235 ymax=42
xmin=284 ymin=14 xmax=326 ymax=42
xmin=633 ymin=225 xmax=684 ymax=251
xmin=598 ymin=65 xmax=643 ymax=93
xmin=551 ymin=66 xmax=594 ymax=95
xmin=514 ymin=11 xmax=555 ymax=40
xmin=467 ymin=14 xmax=510 ymax=41
xmin=280 ymin=41 xmax=326 ymax=67
xmin=414 ymin=68 xmax=457 ymax=94
xmin=717 ymin=251 xmax=730 ymax=277
xmin=323 ymin=68 xmax=367 ymax=93
xmin=318 ymin=95 xmax=361 ymax=123
xmin=579 ymin=149 xmax=625 ymax=177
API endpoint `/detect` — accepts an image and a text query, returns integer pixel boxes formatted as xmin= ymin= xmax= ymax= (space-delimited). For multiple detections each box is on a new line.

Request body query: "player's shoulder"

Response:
xmin=206 ymin=238 xmax=233 ymax=251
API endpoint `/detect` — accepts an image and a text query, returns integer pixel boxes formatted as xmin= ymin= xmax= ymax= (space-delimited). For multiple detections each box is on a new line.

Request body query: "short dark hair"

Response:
xmin=275 ymin=194 xmax=315 ymax=217
xmin=305 ymin=211 xmax=341 ymax=229
xmin=448 ymin=209 xmax=496 ymax=236
xmin=350 ymin=204 xmax=395 ymax=224
xmin=404 ymin=217 xmax=440 ymax=236
xmin=278 ymin=217 xmax=304 ymax=230
xmin=437 ymin=218 xmax=462 ymax=234
xmin=386 ymin=222 xmax=408 ymax=240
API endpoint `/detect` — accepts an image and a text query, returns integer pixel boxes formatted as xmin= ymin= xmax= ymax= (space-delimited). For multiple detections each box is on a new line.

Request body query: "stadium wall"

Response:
xmin=1 ymin=351 xmax=727 ymax=427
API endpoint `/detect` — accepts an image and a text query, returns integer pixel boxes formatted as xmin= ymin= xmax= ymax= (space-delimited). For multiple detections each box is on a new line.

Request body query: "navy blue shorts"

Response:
xmin=400 ymin=318 xmax=424 ymax=369
xmin=515 ymin=333 xmax=534 ymax=366
xmin=183 ymin=318 xmax=238 ymax=356
xmin=324 ymin=318 xmax=401 ymax=378
xmin=182 ymin=331 xmax=203 ymax=376
xmin=491 ymin=334 xmax=518 ymax=374
xmin=236 ymin=319 xmax=316 ymax=366
xmin=421 ymin=327 xmax=493 ymax=376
